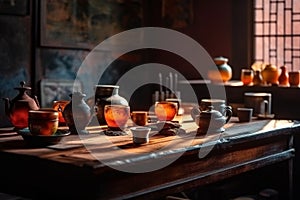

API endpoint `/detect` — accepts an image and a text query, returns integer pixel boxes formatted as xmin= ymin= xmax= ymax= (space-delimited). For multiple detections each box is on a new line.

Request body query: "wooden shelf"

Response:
xmin=179 ymin=80 xmax=300 ymax=120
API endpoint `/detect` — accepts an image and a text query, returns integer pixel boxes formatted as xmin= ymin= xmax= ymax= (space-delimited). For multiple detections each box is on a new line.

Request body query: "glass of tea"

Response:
xmin=154 ymin=101 xmax=178 ymax=121
xmin=104 ymin=105 xmax=130 ymax=130
xmin=241 ymin=69 xmax=254 ymax=85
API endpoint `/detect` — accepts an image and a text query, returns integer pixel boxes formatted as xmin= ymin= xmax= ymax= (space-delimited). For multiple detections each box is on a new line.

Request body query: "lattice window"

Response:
xmin=254 ymin=0 xmax=300 ymax=71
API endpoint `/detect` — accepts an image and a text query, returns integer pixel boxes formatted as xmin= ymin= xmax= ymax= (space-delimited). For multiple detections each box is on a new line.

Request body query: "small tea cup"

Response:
xmin=131 ymin=111 xmax=148 ymax=126
xmin=288 ymin=71 xmax=300 ymax=87
xmin=154 ymin=101 xmax=178 ymax=121
xmin=237 ymin=108 xmax=253 ymax=122
xmin=28 ymin=109 xmax=59 ymax=136
xmin=130 ymin=126 xmax=151 ymax=144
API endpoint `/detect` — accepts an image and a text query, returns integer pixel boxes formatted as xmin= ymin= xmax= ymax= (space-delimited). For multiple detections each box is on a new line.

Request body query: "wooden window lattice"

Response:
xmin=254 ymin=0 xmax=300 ymax=71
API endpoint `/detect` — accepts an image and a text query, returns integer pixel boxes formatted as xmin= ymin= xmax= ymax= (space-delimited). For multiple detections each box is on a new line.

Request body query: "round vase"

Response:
xmin=208 ymin=57 xmax=232 ymax=83
xmin=261 ymin=64 xmax=279 ymax=85
xmin=94 ymin=85 xmax=128 ymax=125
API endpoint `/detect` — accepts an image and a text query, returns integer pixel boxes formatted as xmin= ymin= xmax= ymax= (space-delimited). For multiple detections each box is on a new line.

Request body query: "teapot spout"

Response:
xmin=2 ymin=98 xmax=10 ymax=116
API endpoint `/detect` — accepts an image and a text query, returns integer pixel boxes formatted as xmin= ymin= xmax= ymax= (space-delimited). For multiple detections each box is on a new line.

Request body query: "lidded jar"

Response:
xmin=3 ymin=81 xmax=40 ymax=129
xmin=208 ymin=57 xmax=232 ymax=83
xmin=94 ymin=85 xmax=128 ymax=125
xmin=63 ymin=92 xmax=91 ymax=134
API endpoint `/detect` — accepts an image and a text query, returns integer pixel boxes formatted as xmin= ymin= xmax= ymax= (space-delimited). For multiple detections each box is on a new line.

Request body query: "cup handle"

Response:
xmin=263 ymin=100 xmax=269 ymax=115
xmin=224 ymin=106 xmax=232 ymax=123
xmin=191 ymin=107 xmax=200 ymax=120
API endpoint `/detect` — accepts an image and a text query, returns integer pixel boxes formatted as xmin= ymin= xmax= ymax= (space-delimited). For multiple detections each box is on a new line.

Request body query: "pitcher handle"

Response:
xmin=191 ymin=106 xmax=200 ymax=120
xmin=263 ymin=100 xmax=269 ymax=115
xmin=225 ymin=106 xmax=232 ymax=123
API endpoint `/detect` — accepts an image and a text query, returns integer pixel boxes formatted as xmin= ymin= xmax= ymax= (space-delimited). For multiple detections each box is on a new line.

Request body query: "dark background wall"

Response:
xmin=0 ymin=0 xmax=252 ymax=127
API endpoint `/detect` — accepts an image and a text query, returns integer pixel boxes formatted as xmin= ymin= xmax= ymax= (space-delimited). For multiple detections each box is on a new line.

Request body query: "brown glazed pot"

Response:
xmin=63 ymin=92 xmax=91 ymax=134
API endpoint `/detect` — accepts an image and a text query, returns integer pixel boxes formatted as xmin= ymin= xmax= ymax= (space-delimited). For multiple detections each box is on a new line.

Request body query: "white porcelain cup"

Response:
xmin=130 ymin=127 xmax=151 ymax=144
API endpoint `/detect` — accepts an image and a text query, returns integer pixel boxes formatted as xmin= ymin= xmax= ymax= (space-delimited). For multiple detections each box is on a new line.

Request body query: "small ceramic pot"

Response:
xmin=208 ymin=57 xmax=232 ymax=83
xmin=261 ymin=64 xmax=279 ymax=85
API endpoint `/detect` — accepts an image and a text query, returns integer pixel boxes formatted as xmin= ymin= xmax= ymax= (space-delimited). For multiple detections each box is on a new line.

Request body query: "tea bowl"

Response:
xmin=130 ymin=126 xmax=151 ymax=144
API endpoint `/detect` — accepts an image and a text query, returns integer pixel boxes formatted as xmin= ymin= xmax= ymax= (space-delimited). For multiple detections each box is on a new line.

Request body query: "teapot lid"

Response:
xmin=200 ymin=106 xmax=223 ymax=119
xmin=14 ymin=81 xmax=31 ymax=91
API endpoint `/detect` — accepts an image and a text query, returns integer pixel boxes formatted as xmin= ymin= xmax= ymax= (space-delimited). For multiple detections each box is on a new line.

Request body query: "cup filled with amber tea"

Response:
xmin=154 ymin=101 xmax=178 ymax=121
xmin=131 ymin=111 xmax=148 ymax=126
xmin=104 ymin=105 xmax=130 ymax=130
xmin=28 ymin=109 xmax=59 ymax=136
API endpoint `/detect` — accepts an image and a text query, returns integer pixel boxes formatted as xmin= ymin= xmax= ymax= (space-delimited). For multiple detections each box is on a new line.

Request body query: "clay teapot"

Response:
xmin=191 ymin=106 xmax=232 ymax=135
xmin=3 ymin=81 xmax=40 ymax=129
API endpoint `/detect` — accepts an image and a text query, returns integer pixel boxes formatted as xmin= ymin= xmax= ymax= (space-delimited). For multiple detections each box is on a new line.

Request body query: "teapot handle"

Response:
xmin=224 ymin=106 xmax=232 ymax=123
xmin=33 ymin=95 xmax=40 ymax=108
xmin=191 ymin=106 xmax=200 ymax=120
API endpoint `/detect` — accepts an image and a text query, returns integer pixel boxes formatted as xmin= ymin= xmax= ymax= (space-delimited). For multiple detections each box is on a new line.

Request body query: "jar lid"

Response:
xmin=94 ymin=85 xmax=119 ymax=89
xmin=201 ymin=99 xmax=225 ymax=104
xmin=213 ymin=56 xmax=229 ymax=65
xmin=214 ymin=56 xmax=228 ymax=62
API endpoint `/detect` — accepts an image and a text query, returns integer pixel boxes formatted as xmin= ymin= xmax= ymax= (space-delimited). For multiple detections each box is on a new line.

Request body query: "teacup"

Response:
xmin=130 ymin=126 xmax=151 ymax=144
xmin=28 ymin=109 xmax=59 ymax=136
xmin=154 ymin=101 xmax=178 ymax=121
xmin=165 ymin=98 xmax=183 ymax=115
xmin=288 ymin=71 xmax=300 ymax=87
xmin=237 ymin=108 xmax=253 ymax=122
xmin=131 ymin=111 xmax=148 ymax=126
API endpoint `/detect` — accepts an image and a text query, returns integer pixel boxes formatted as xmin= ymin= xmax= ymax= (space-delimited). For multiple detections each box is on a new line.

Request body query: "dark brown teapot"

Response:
xmin=3 ymin=81 xmax=40 ymax=129
xmin=191 ymin=106 xmax=232 ymax=135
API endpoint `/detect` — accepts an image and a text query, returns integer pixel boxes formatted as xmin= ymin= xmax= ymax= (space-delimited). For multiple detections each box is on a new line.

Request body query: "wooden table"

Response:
xmin=0 ymin=116 xmax=299 ymax=200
